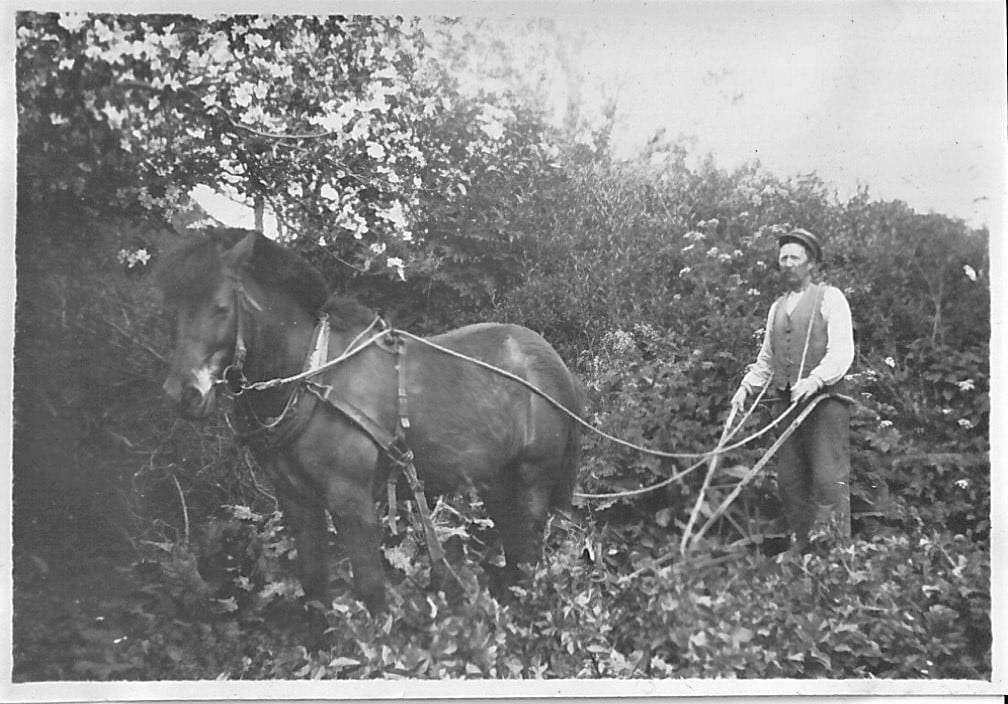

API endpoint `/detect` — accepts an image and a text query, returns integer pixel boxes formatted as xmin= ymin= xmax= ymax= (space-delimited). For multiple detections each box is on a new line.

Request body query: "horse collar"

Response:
xmin=230 ymin=313 xmax=332 ymax=447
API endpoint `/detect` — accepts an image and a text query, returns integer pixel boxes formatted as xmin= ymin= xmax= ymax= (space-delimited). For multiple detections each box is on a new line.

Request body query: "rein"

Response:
xmin=209 ymin=281 xmax=849 ymax=579
xmin=216 ymin=283 xmax=851 ymax=504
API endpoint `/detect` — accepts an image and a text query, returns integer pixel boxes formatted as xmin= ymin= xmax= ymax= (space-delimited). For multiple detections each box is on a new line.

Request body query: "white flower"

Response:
xmin=479 ymin=118 xmax=505 ymax=141
xmin=117 ymin=247 xmax=150 ymax=269
xmin=957 ymin=379 xmax=975 ymax=391
xmin=366 ymin=142 xmax=386 ymax=160
xmin=747 ymin=288 xmax=760 ymax=296
xmin=604 ymin=329 xmax=635 ymax=355
xmin=57 ymin=12 xmax=88 ymax=32
xmin=753 ymin=327 xmax=765 ymax=339
xmin=957 ymin=418 xmax=974 ymax=429
xmin=879 ymin=420 xmax=893 ymax=429
xmin=100 ymin=104 xmax=127 ymax=129
xmin=884 ymin=357 xmax=895 ymax=368
xmin=684 ymin=230 xmax=706 ymax=242
xmin=378 ymin=200 xmax=408 ymax=229
xmin=941 ymin=407 xmax=953 ymax=415
xmin=386 ymin=256 xmax=406 ymax=281
xmin=955 ymin=479 xmax=970 ymax=489
xmin=678 ymin=266 xmax=691 ymax=276
xmin=232 ymin=83 xmax=254 ymax=108
xmin=369 ymin=242 xmax=387 ymax=255
xmin=681 ymin=244 xmax=695 ymax=253
xmin=963 ymin=264 xmax=977 ymax=282
xmin=706 ymin=246 xmax=719 ymax=258
xmin=632 ymin=322 xmax=658 ymax=341
xmin=320 ymin=183 xmax=339 ymax=201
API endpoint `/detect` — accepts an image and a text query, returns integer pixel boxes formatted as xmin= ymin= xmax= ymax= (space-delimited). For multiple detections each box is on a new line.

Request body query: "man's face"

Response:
xmin=778 ymin=242 xmax=814 ymax=290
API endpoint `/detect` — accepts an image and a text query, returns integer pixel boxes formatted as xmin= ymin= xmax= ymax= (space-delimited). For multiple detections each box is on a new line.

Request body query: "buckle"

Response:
xmin=388 ymin=437 xmax=414 ymax=469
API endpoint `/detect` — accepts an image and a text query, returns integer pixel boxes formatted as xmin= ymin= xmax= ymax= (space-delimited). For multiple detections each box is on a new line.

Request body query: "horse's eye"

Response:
xmin=214 ymin=304 xmax=231 ymax=317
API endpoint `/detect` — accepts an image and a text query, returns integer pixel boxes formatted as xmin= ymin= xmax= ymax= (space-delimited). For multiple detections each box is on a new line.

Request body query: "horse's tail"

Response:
xmin=550 ymin=373 xmax=586 ymax=512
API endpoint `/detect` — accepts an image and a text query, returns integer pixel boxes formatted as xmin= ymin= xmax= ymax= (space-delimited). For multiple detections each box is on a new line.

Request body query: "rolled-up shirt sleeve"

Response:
xmin=741 ymin=302 xmax=776 ymax=392
xmin=807 ymin=286 xmax=854 ymax=388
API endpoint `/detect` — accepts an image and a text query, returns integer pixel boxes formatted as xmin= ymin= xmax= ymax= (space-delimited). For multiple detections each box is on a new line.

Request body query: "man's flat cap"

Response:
xmin=778 ymin=228 xmax=823 ymax=262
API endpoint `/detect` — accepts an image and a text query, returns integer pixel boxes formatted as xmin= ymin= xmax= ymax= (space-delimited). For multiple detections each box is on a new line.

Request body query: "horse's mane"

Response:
xmin=156 ymin=228 xmax=328 ymax=315
xmin=155 ymin=229 xmax=237 ymax=305
xmin=322 ymin=295 xmax=378 ymax=331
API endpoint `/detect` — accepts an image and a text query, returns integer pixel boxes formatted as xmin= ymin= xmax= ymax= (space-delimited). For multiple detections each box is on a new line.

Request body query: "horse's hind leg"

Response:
xmin=484 ymin=463 xmax=553 ymax=592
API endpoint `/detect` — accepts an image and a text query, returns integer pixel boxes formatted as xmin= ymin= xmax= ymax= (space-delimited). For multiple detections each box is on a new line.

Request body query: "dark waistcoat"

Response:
xmin=771 ymin=283 xmax=827 ymax=390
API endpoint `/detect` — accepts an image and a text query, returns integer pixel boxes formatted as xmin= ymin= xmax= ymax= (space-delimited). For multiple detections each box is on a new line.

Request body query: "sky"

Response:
xmin=190 ymin=1 xmax=1006 ymax=234
xmin=560 ymin=1 xmax=1005 ymax=229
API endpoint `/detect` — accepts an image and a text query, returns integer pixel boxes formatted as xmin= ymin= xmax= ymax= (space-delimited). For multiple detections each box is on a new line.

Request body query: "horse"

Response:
xmin=155 ymin=228 xmax=584 ymax=613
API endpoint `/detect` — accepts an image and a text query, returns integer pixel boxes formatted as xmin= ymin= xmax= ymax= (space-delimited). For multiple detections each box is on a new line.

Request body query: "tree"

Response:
xmin=15 ymin=12 xmax=565 ymax=301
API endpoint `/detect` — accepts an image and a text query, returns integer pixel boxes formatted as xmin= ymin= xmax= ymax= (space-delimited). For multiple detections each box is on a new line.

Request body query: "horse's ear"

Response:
xmin=222 ymin=231 xmax=258 ymax=269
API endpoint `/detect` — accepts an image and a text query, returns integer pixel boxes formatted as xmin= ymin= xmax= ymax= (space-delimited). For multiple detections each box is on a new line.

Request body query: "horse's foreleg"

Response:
xmin=321 ymin=438 xmax=385 ymax=614
xmin=329 ymin=492 xmax=385 ymax=615
xmin=277 ymin=489 xmax=331 ymax=602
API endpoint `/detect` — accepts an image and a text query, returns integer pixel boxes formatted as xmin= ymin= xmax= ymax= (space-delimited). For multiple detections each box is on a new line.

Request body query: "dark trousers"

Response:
xmin=774 ymin=387 xmax=851 ymax=544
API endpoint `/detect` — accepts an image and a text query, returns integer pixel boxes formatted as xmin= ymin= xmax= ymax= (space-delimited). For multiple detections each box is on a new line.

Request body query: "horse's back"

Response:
xmin=405 ymin=322 xmax=581 ymax=503
xmin=427 ymin=323 xmax=582 ymax=412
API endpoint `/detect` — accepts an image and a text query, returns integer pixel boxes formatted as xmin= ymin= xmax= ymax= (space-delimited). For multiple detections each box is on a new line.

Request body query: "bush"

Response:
xmin=18 ymin=497 xmax=986 ymax=680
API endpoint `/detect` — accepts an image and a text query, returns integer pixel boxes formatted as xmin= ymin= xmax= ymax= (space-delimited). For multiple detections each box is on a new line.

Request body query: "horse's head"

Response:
xmin=158 ymin=232 xmax=257 ymax=418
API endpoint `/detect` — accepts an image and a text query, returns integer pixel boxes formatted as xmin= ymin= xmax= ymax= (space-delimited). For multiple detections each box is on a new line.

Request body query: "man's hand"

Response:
xmin=730 ymin=385 xmax=749 ymax=412
xmin=790 ymin=377 xmax=821 ymax=403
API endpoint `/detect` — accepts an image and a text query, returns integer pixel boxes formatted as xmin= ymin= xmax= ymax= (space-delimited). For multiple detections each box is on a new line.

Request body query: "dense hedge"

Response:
xmin=12 ymin=144 xmax=991 ymax=680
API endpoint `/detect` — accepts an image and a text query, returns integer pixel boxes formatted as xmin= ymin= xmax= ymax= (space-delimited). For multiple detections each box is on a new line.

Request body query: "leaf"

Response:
xmin=731 ymin=626 xmax=754 ymax=648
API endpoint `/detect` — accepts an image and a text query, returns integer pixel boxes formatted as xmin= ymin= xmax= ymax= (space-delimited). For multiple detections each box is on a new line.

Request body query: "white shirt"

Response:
xmin=741 ymin=284 xmax=854 ymax=391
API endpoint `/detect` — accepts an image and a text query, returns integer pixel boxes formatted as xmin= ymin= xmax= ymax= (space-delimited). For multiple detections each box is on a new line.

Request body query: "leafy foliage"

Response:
xmin=13 ymin=501 xmax=990 ymax=679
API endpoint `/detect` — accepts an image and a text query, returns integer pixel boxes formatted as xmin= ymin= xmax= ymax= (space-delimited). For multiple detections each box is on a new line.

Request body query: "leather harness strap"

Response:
xmin=229 ymin=311 xmax=454 ymax=582
xmin=301 ymin=329 xmax=416 ymax=537
xmin=305 ymin=332 xmax=449 ymax=568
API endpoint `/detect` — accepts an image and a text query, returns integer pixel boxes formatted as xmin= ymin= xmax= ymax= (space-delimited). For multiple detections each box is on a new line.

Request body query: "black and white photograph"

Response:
xmin=3 ymin=0 xmax=1004 ymax=697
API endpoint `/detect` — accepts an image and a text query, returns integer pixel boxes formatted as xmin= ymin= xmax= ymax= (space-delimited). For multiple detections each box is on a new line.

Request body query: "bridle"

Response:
xmin=219 ymin=272 xmax=261 ymax=397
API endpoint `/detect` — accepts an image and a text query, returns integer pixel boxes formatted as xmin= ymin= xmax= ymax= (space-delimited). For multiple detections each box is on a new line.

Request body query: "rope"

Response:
xmin=228 ymin=314 xmax=855 ymax=503
xmin=238 ymin=316 xmax=389 ymax=392
xmin=688 ymin=391 xmax=835 ymax=547
xmin=399 ymin=331 xmax=746 ymax=462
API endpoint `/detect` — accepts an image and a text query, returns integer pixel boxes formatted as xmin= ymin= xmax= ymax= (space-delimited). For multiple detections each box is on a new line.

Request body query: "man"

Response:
xmin=731 ymin=228 xmax=855 ymax=546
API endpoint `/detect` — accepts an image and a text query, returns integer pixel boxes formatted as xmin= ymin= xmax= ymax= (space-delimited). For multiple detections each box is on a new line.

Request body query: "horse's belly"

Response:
xmin=409 ymin=435 xmax=511 ymax=493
